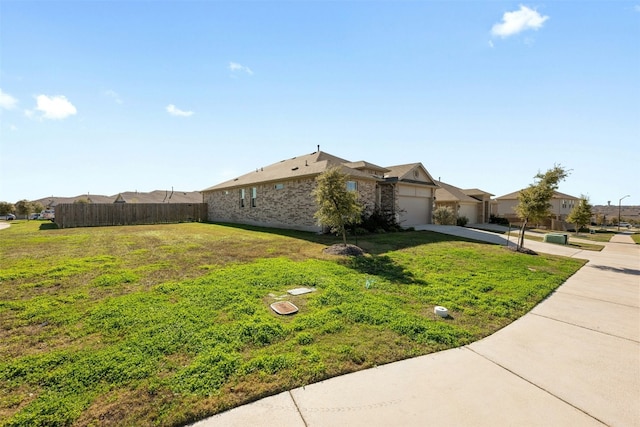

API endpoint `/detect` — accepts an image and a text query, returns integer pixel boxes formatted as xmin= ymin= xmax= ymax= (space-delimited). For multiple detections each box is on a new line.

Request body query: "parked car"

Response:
xmin=618 ymin=222 xmax=631 ymax=228
xmin=5 ymin=214 xmax=16 ymax=221
xmin=29 ymin=213 xmax=41 ymax=220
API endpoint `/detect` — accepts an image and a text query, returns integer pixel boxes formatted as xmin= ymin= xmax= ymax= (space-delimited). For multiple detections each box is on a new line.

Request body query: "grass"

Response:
xmin=505 ymin=229 xmax=605 ymax=251
xmin=0 ymin=221 xmax=585 ymax=426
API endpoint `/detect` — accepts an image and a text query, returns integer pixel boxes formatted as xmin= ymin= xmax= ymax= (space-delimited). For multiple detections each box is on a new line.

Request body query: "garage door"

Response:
xmin=398 ymin=196 xmax=430 ymax=226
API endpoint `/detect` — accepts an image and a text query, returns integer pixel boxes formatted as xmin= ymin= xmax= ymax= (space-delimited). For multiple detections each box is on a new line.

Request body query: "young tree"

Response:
xmin=32 ymin=202 xmax=45 ymax=214
xmin=514 ymin=165 xmax=570 ymax=249
xmin=15 ymin=200 xmax=34 ymax=218
xmin=567 ymin=195 xmax=593 ymax=234
xmin=312 ymin=166 xmax=363 ymax=245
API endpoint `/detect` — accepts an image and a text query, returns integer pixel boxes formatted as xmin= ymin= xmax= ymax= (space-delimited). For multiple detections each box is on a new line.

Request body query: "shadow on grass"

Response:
xmin=39 ymin=222 xmax=59 ymax=230
xmin=206 ymin=222 xmax=499 ymax=285
xmin=342 ymin=254 xmax=426 ymax=285
xmin=208 ymin=221 xmax=490 ymax=254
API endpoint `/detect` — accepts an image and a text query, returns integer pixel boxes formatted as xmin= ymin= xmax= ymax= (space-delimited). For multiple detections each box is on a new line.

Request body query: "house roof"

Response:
xmin=202 ymin=151 xmax=384 ymax=192
xmin=114 ymin=190 xmax=202 ymax=203
xmin=34 ymin=190 xmax=201 ymax=206
xmin=495 ymin=189 xmax=580 ymax=200
xmin=462 ymin=188 xmax=494 ymax=198
xmin=435 ymin=181 xmax=482 ymax=203
xmin=384 ymin=163 xmax=439 ymax=187
xmin=343 ymin=161 xmax=389 ymax=174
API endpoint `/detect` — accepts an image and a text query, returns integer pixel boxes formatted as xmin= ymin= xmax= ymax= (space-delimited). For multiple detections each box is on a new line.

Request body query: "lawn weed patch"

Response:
xmin=0 ymin=223 xmax=585 ymax=425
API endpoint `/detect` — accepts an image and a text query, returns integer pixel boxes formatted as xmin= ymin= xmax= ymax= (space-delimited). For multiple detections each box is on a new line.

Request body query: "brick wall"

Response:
xmin=204 ymin=177 xmax=379 ymax=232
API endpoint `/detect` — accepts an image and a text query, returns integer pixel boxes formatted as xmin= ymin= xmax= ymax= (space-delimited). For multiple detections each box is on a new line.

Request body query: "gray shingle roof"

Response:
xmin=435 ymin=181 xmax=480 ymax=203
xmin=495 ymin=190 xmax=580 ymax=200
xmin=202 ymin=151 xmax=382 ymax=192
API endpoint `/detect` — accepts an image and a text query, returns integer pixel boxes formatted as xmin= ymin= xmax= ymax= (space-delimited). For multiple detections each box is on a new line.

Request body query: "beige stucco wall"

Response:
xmin=495 ymin=197 xmax=578 ymax=221
xmin=203 ymin=177 xmax=379 ymax=232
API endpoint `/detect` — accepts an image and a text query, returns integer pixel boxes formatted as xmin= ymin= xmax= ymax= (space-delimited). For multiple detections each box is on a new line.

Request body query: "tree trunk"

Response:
xmin=518 ymin=219 xmax=527 ymax=249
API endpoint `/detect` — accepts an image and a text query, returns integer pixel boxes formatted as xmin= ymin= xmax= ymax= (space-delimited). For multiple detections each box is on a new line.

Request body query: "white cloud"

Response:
xmin=491 ymin=5 xmax=549 ymax=38
xmin=104 ymin=89 xmax=123 ymax=104
xmin=35 ymin=94 xmax=77 ymax=119
xmin=229 ymin=61 xmax=253 ymax=75
xmin=166 ymin=104 xmax=194 ymax=117
xmin=0 ymin=88 xmax=18 ymax=110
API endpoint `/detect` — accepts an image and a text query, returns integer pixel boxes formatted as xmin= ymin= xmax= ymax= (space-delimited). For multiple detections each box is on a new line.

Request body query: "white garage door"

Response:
xmin=398 ymin=196 xmax=430 ymax=226
xmin=458 ymin=203 xmax=478 ymax=224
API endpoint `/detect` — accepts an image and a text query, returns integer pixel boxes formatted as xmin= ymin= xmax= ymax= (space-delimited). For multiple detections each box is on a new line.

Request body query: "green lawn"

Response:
xmin=506 ymin=230 xmax=606 ymax=251
xmin=0 ymin=221 xmax=585 ymax=426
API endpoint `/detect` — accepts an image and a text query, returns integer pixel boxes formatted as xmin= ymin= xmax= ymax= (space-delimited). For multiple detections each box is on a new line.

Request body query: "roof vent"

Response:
xmin=305 ymin=160 xmax=308 ymax=166
xmin=292 ymin=166 xmax=299 ymax=171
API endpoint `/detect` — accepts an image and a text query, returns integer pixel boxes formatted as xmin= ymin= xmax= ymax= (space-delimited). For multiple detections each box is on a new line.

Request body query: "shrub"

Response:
xmin=433 ymin=206 xmax=455 ymax=225
xmin=350 ymin=207 xmax=402 ymax=233
xmin=456 ymin=216 xmax=469 ymax=227
xmin=489 ymin=214 xmax=510 ymax=225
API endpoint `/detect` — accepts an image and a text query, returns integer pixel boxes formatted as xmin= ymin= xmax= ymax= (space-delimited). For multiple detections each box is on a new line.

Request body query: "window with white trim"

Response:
xmin=239 ymin=189 xmax=245 ymax=208
xmin=346 ymin=181 xmax=358 ymax=192
xmin=251 ymin=187 xmax=257 ymax=207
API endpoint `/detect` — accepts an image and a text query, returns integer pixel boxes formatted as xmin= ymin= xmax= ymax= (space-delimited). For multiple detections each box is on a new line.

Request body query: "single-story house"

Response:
xmin=494 ymin=190 xmax=581 ymax=228
xmin=201 ymin=150 xmax=440 ymax=232
xmin=434 ymin=181 xmax=494 ymax=224
xmin=113 ymin=190 xmax=202 ymax=204
xmin=34 ymin=190 xmax=202 ymax=207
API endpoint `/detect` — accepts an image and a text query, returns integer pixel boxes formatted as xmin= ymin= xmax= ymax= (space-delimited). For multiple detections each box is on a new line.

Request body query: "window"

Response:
xmin=239 ymin=189 xmax=245 ymax=208
xmin=274 ymin=183 xmax=284 ymax=190
xmin=346 ymin=181 xmax=358 ymax=192
xmin=251 ymin=187 xmax=257 ymax=207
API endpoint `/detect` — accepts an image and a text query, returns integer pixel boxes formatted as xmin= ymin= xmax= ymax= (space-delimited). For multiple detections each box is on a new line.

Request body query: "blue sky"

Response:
xmin=1 ymin=1 xmax=639 ymax=206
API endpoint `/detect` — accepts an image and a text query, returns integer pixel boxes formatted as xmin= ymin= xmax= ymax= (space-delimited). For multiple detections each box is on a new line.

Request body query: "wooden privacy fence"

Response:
xmin=54 ymin=203 xmax=208 ymax=229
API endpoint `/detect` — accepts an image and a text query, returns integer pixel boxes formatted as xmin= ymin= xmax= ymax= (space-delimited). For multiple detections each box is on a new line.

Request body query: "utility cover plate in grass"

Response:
xmin=287 ymin=287 xmax=315 ymax=296
xmin=270 ymin=301 xmax=299 ymax=315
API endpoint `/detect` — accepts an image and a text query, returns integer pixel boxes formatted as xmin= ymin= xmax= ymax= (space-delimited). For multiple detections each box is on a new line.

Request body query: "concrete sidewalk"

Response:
xmin=192 ymin=227 xmax=640 ymax=427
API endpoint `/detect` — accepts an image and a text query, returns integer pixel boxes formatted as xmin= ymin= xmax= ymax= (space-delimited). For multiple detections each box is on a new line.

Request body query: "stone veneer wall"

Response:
xmin=204 ymin=177 xmax=379 ymax=232
xmin=379 ymin=183 xmax=397 ymax=216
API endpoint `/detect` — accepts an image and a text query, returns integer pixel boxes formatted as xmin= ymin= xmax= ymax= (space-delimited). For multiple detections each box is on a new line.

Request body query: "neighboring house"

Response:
xmin=382 ymin=163 xmax=439 ymax=227
xmin=34 ymin=190 xmax=202 ymax=207
xmin=201 ymin=150 xmax=439 ymax=232
xmin=113 ymin=190 xmax=202 ymax=204
xmin=494 ymin=190 xmax=581 ymax=228
xmin=434 ymin=181 xmax=494 ymax=224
